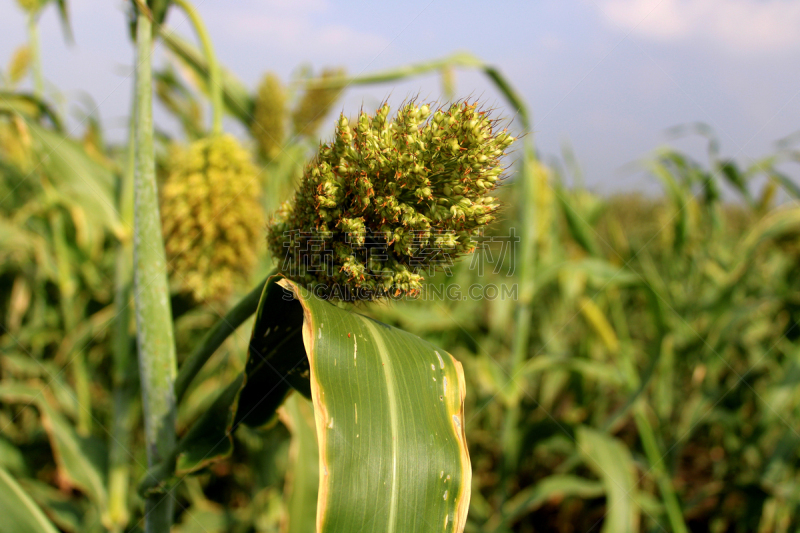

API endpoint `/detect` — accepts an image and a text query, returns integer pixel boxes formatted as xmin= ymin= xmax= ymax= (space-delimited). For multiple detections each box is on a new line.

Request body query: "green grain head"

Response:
xmin=251 ymin=72 xmax=287 ymax=160
xmin=161 ymin=134 xmax=264 ymax=302
xmin=440 ymin=66 xmax=456 ymax=100
xmin=268 ymin=100 xmax=515 ymax=301
xmin=0 ymin=116 xmax=33 ymax=172
xmin=7 ymin=45 xmax=31 ymax=86
xmin=291 ymin=67 xmax=345 ymax=138
xmin=15 ymin=0 xmax=40 ymax=13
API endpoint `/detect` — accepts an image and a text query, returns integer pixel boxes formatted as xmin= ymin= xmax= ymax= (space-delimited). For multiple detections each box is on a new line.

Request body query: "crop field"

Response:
xmin=1 ymin=1 xmax=800 ymax=533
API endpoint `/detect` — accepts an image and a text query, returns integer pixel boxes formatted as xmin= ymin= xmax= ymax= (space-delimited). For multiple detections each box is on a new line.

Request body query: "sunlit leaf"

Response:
xmin=281 ymin=278 xmax=471 ymax=532
xmin=175 ymin=275 xmax=472 ymax=532
xmin=577 ymin=427 xmax=639 ymax=533
xmin=0 ymin=467 xmax=60 ymax=533
xmin=280 ymin=394 xmax=319 ymax=533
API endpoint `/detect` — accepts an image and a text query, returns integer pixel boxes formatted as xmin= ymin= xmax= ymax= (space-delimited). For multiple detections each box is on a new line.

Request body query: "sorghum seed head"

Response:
xmin=8 ymin=46 xmax=31 ymax=86
xmin=161 ymin=134 xmax=264 ymax=302
xmin=268 ymin=100 xmax=515 ymax=301
xmin=251 ymin=72 xmax=287 ymax=160
xmin=291 ymin=67 xmax=345 ymax=138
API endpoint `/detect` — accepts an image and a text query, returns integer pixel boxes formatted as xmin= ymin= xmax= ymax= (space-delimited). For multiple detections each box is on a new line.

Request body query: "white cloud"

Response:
xmin=209 ymin=1 xmax=388 ymax=64
xmin=595 ymin=0 xmax=800 ymax=53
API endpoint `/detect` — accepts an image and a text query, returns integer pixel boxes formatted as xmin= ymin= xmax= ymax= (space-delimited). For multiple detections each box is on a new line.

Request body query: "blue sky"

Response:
xmin=2 ymin=0 xmax=800 ymax=193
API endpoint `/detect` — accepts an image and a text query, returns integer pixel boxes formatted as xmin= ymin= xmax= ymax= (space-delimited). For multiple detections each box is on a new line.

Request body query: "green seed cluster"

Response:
xmin=15 ymin=0 xmax=39 ymax=13
xmin=291 ymin=67 xmax=345 ymax=138
xmin=8 ymin=46 xmax=31 ymax=86
xmin=251 ymin=72 xmax=286 ymax=160
xmin=161 ymin=134 xmax=264 ymax=302
xmin=0 ymin=118 xmax=33 ymax=173
xmin=268 ymin=100 xmax=515 ymax=301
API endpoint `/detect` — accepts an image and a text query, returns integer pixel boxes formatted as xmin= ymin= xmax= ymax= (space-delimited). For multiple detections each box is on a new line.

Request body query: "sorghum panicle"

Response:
xmin=8 ymin=46 xmax=31 ymax=86
xmin=291 ymin=67 xmax=345 ymax=138
xmin=251 ymin=72 xmax=286 ymax=160
xmin=161 ymin=134 xmax=264 ymax=302
xmin=268 ymin=100 xmax=515 ymax=301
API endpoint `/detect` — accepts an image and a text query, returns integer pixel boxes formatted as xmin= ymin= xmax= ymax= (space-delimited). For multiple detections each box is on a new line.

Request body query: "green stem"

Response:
xmin=27 ymin=12 xmax=44 ymax=98
xmin=476 ymin=68 xmax=534 ymax=502
xmin=133 ymin=11 xmax=178 ymax=533
xmin=50 ymin=210 xmax=92 ymax=436
xmin=139 ymin=275 xmax=271 ymax=497
xmin=633 ymin=408 xmax=689 ymax=533
xmin=105 ymin=89 xmax=139 ymax=533
xmin=173 ymin=0 xmax=223 ymax=135
xmin=499 ymin=143 xmax=537 ymax=501
xmin=174 ymin=274 xmax=270 ymax=403
xmin=613 ymin=300 xmax=687 ymax=533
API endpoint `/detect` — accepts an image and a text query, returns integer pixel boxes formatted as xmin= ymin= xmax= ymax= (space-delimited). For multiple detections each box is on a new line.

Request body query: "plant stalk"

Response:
xmin=50 ymin=209 xmax=92 ymax=436
xmin=499 ymin=143 xmax=537 ymax=502
xmin=138 ymin=275 xmax=270 ymax=497
xmin=173 ymin=0 xmax=223 ymax=135
xmin=133 ymin=10 xmax=178 ymax=533
xmin=634 ymin=408 xmax=689 ymax=533
xmin=27 ymin=12 xmax=44 ymax=98
xmin=105 ymin=88 xmax=139 ymax=533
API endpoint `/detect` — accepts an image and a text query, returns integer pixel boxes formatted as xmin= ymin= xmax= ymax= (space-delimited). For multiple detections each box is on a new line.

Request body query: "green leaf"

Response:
xmin=159 ymin=31 xmax=254 ymax=127
xmin=559 ymin=258 xmax=640 ymax=288
xmin=769 ymin=169 xmax=800 ymax=199
xmin=576 ymin=427 xmax=639 ymax=533
xmin=235 ymin=277 xmax=310 ymax=429
xmin=26 ymin=121 xmax=124 ymax=239
xmin=718 ymin=159 xmax=753 ymax=205
xmin=40 ymin=402 xmax=108 ymax=510
xmin=300 ymin=52 xmax=531 ymax=130
xmin=520 ymin=355 xmax=624 ymax=387
xmin=19 ymin=479 xmax=87 ymax=533
xmin=282 ymin=278 xmax=471 ymax=533
xmin=712 ymin=207 xmax=800 ymax=299
xmin=167 ymin=276 xmax=307 ymax=480
xmin=0 ymin=467 xmax=60 ymax=533
xmin=0 ymin=91 xmax=63 ymax=131
xmin=0 ymin=385 xmax=108 ymax=509
xmin=556 ymin=188 xmax=601 ymax=256
xmin=649 ymin=155 xmax=689 ymax=252
xmin=172 ymin=504 xmax=227 ymax=533
xmin=173 ymin=275 xmax=472 ymax=532
xmin=0 ymin=435 xmax=28 ymax=475
xmin=488 ymin=475 xmax=604 ymax=531
xmin=175 ymin=375 xmax=242 ymax=475
xmin=280 ymin=394 xmax=319 ymax=533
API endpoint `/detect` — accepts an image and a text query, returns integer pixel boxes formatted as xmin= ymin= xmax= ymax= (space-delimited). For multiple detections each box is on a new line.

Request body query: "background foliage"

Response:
xmin=1 ymin=2 xmax=800 ymax=532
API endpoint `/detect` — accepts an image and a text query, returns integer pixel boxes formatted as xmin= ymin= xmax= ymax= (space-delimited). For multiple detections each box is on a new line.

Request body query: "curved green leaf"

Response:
xmin=175 ymin=375 xmax=242 ymax=475
xmin=0 ymin=384 xmax=108 ymax=509
xmin=300 ymin=52 xmax=530 ymax=130
xmin=282 ymin=278 xmax=471 ymax=533
xmin=27 ymin=121 xmax=124 ymax=239
xmin=556 ymin=188 xmax=601 ymax=256
xmin=0 ymin=468 xmax=60 ymax=533
xmin=18 ymin=478 xmax=86 ymax=533
xmin=577 ymin=427 xmax=639 ymax=533
xmin=488 ymin=475 xmax=604 ymax=531
xmin=280 ymin=394 xmax=319 ymax=533
xmin=171 ymin=276 xmax=472 ymax=532
xmin=0 ymin=91 xmax=64 ymax=131
xmin=166 ymin=276 xmax=307 ymax=481
xmin=160 ymin=31 xmax=255 ymax=127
